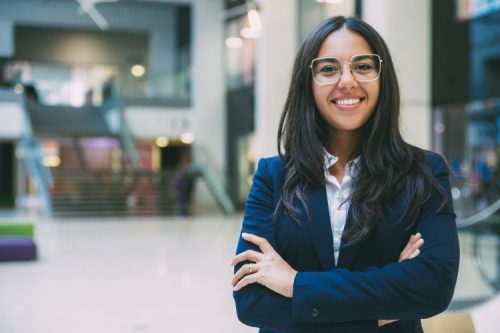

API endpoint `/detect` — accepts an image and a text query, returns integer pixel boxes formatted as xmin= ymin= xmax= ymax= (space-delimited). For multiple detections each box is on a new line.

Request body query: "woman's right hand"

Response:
xmin=378 ymin=233 xmax=424 ymax=327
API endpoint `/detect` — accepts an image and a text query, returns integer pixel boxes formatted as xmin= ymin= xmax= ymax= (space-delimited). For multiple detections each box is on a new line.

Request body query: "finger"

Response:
xmin=408 ymin=248 xmax=420 ymax=260
xmin=399 ymin=236 xmax=414 ymax=261
xmin=411 ymin=233 xmax=422 ymax=244
xmin=408 ymin=238 xmax=424 ymax=254
xmin=233 ymin=273 xmax=259 ymax=291
xmin=402 ymin=234 xmax=416 ymax=251
xmin=407 ymin=233 xmax=421 ymax=246
xmin=399 ymin=234 xmax=424 ymax=261
xmin=230 ymin=249 xmax=262 ymax=266
xmin=231 ymin=263 xmax=257 ymax=286
xmin=242 ymin=233 xmax=274 ymax=253
xmin=406 ymin=237 xmax=424 ymax=253
xmin=400 ymin=239 xmax=424 ymax=262
xmin=408 ymin=239 xmax=424 ymax=257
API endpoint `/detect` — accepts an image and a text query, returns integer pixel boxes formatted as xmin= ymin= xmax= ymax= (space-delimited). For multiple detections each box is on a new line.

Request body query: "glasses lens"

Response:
xmin=312 ymin=58 xmax=342 ymax=84
xmin=351 ymin=55 xmax=381 ymax=81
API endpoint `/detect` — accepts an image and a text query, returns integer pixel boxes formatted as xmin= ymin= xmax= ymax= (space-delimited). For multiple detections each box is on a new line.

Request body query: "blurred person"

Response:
xmin=172 ymin=164 xmax=196 ymax=216
xmin=231 ymin=16 xmax=459 ymax=333
xmin=171 ymin=151 xmax=197 ymax=216
xmin=24 ymin=84 xmax=39 ymax=103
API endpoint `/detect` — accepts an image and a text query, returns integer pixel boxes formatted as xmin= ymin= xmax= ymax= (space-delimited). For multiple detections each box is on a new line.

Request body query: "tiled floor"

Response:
xmin=0 ymin=214 xmax=498 ymax=333
xmin=0 ymin=215 xmax=254 ymax=333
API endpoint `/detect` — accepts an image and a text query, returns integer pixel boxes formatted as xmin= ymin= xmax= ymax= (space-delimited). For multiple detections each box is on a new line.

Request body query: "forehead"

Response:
xmin=316 ymin=27 xmax=373 ymax=59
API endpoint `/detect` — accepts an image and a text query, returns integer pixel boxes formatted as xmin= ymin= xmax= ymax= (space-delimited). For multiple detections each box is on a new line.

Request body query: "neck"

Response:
xmin=326 ymin=131 xmax=360 ymax=183
xmin=326 ymin=131 xmax=360 ymax=165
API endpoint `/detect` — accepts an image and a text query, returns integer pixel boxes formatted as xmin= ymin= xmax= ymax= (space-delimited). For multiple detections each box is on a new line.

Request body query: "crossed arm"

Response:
xmin=232 ymin=232 xmax=424 ymax=297
xmin=232 ymin=232 xmax=425 ymax=327
xmin=231 ymin=157 xmax=459 ymax=331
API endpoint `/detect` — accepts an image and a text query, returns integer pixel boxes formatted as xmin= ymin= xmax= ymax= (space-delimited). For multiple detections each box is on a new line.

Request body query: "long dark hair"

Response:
xmin=277 ymin=16 xmax=447 ymax=244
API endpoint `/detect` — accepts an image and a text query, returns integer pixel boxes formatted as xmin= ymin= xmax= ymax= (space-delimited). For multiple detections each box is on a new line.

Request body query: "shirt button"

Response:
xmin=311 ymin=307 xmax=320 ymax=318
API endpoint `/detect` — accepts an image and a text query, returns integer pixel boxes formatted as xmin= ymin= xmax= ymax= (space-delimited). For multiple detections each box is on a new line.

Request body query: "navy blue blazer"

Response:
xmin=234 ymin=152 xmax=459 ymax=333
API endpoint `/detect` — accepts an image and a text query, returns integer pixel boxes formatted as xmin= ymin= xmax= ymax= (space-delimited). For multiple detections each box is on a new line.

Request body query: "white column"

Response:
xmin=192 ymin=0 xmax=225 ymax=175
xmin=254 ymin=0 xmax=298 ymax=160
xmin=0 ymin=20 xmax=13 ymax=57
xmin=363 ymin=0 xmax=432 ymax=150
xmin=148 ymin=9 xmax=176 ymax=97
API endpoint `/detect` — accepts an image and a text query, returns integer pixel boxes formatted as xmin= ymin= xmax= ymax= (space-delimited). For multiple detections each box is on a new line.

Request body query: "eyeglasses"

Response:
xmin=310 ymin=54 xmax=382 ymax=85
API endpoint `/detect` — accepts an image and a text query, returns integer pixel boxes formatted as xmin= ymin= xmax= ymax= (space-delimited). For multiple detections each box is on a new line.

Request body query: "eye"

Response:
xmin=353 ymin=62 xmax=375 ymax=73
xmin=318 ymin=64 xmax=340 ymax=75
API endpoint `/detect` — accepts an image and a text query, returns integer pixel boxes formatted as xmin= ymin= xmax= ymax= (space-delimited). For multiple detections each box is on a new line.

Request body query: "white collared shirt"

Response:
xmin=323 ymin=150 xmax=359 ymax=265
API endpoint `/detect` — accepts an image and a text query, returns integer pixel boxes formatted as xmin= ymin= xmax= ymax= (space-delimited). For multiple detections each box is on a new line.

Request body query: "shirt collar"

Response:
xmin=323 ymin=148 xmax=360 ymax=178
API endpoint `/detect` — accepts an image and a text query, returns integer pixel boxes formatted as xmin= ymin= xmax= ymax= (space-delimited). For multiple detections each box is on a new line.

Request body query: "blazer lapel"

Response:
xmin=337 ymin=209 xmax=364 ymax=268
xmin=306 ymin=185 xmax=335 ymax=271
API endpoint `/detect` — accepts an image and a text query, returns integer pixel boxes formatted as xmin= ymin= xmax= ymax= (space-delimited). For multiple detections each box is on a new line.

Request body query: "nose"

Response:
xmin=337 ymin=62 xmax=357 ymax=89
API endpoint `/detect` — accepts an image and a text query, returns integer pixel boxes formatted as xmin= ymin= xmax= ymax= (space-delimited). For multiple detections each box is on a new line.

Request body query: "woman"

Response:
xmin=231 ymin=16 xmax=459 ymax=333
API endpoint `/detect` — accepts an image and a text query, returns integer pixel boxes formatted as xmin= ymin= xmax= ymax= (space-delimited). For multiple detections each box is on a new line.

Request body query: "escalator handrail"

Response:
xmin=456 ymin=197 xmax=500 ymax=228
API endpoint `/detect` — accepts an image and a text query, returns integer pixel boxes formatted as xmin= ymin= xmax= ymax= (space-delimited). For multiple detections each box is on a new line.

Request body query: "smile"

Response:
xmin=334 ymin=98 xmax=362 ymax=105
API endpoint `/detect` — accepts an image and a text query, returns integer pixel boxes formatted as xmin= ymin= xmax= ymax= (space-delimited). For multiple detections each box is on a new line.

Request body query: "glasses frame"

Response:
xmin=309 ymin=53 xmax=383 ymax=86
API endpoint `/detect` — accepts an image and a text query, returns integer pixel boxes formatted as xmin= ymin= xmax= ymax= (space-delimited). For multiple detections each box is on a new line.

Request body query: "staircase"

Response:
xmin=12 ymin=85 xmax=235 ymax=217
xmin=50 ymin=168 xmax=178 ymax=217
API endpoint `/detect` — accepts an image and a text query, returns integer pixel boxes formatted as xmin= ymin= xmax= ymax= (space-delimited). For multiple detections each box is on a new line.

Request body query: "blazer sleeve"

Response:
xmin=233 ymin=158 xmax=358 ymax=332
xmin=291 ymin=153 xmax=460 ymax=323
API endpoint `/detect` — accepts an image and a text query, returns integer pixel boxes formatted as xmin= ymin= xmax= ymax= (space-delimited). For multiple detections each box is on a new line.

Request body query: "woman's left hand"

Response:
xmin=231 ymin=233 xmax=297 ymax=298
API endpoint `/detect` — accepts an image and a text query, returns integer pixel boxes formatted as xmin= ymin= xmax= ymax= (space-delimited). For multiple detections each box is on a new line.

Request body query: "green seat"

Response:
xmin=0 ymin=222 xmax=35 ymax=238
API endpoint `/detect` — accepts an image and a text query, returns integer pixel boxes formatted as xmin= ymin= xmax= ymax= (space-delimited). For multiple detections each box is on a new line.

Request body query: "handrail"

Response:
xmin=192 ymin=144 xmax=235 ymax=214
xmin=456 ymin=197 xmax=500 ymax=228
xmin=453 ymin=189 xmax=500 ymax=293
xmin=472 ymin=223 xmax=500 ymax=292
xmin=100 ymin=83 xmax=141 ymax=170
xmin=18 ymin=137 xmax=53 ymax=217
xmin=17 ymin=88 xmax=53 ymax=217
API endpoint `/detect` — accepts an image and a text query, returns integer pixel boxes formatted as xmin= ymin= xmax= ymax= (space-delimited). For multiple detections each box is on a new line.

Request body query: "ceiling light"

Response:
xmin=130 ymin=64 xmax=146 ymax=78
xmin=156 ymin=136 xmax=169 ymax=148
xmin=180 ymin=132 xmax=194 ymax=144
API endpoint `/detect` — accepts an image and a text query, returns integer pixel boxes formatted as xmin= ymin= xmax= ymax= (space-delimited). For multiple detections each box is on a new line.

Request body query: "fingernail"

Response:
xmin=242 ymin=233 xmax=249 ymax=238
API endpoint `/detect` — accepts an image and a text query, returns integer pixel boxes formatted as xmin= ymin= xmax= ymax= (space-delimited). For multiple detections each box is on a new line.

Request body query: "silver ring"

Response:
xmin=248 ymin=263 xmax=254 ymax=274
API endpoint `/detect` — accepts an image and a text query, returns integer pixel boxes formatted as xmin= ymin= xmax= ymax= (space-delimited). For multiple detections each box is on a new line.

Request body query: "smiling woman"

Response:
xmin=231 ymin=15 xmax=459 ymax=333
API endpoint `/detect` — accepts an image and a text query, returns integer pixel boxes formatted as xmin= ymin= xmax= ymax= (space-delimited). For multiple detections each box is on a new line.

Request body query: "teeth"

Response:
xmin=335 ymin=98 xmax=360 ymax=105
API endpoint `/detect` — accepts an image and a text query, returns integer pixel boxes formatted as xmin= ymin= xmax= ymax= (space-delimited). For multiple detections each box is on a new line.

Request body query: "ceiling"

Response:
xmin=0 ymin=0 xmax=194 ymax=32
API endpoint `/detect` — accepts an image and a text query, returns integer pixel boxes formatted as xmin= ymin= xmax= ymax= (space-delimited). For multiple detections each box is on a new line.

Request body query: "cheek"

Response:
xmin=312 ymin=85 xmax=329 ymax=109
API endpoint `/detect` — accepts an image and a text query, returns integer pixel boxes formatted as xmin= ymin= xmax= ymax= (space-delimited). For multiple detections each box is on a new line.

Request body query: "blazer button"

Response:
xmin=311 ymin=307 xmax=320 ymax=318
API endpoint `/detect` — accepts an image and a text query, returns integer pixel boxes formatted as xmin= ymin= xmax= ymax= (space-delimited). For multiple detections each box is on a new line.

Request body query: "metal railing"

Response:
xmin=192 ymin=144 xmax=235 ymax=214
xmin=15 ymin=89 xmax=53 ymax=217
xmin=454 ymin=183 xmax=500 ymax=293
xmin=100 ymin=83 xmax=141 ymax=171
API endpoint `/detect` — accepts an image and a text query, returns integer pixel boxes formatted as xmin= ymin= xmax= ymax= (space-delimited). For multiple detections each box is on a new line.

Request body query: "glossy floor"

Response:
xmin=0 ymin=214 xmax=498 ymax=333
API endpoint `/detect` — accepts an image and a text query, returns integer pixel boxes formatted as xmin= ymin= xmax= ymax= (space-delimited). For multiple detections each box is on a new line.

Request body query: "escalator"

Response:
xmin=449 ymin=182 xmax=500 ymax=311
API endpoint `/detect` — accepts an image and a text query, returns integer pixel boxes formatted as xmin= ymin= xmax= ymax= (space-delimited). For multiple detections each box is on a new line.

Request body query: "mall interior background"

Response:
xmin=0 ymin=0 xmax=499 ymax=332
